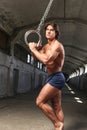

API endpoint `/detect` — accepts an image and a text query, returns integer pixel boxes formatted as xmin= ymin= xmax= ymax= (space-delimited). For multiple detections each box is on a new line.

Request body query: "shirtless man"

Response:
xmin=28 ymin=22 xmax=65 ymax=130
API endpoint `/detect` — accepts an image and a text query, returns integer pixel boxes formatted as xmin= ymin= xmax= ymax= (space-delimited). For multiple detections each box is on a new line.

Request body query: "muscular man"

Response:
xmin=28 ymin=22 xmax=65 ymax=130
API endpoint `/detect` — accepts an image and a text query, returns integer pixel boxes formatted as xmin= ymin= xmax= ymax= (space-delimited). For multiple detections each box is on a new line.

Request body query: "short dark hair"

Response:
xmin=45 ymin=22 xmax=60 ymax=39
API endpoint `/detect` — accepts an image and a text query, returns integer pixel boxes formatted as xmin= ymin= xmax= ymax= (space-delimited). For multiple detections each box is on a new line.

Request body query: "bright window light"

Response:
xmin=27 ymin=54 xmax=30 ymax=63
xmin=69 ymin=64 xmax=87 ymax=78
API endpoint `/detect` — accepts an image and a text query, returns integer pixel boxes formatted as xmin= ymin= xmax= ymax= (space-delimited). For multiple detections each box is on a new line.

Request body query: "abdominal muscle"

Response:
xmin=46 ymin=60 xmax=62 ymax=75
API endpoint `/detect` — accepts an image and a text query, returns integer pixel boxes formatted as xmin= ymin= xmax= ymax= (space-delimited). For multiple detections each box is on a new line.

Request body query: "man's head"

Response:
xmin=45 ymin=22 xmax=60 ymax=39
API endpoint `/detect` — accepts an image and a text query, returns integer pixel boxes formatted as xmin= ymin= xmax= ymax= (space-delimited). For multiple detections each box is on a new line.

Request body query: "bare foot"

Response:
xmin=55 ymin=122 xmax=64 ymax=130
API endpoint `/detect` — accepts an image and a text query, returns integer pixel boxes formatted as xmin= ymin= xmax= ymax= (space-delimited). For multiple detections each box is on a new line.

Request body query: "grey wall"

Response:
xmin=0 ymin=52 xmax=47 ymax=98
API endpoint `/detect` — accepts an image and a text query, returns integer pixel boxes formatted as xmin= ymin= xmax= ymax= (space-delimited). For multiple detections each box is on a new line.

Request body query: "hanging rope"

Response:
xmin=24 ymin=0 xmax=54 ymax=45
xmin=37 ymin=0 xmax=54 ymax=32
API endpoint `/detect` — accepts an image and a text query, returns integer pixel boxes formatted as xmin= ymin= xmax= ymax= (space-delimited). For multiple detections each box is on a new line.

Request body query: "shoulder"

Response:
xmin=56 ymin=40 xmax=64 ymax=49
xmin=54 ymin=40 xmax=65 ymax=53
xmin=55 ymin=40 xmax=61 ymax=45
xmin=54 ymin=40 xmax=62 ymax=49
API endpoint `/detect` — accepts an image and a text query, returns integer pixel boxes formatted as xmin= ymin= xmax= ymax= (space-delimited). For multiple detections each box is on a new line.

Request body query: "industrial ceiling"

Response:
xmin=0 ymin=0 xmax=87 ymax=76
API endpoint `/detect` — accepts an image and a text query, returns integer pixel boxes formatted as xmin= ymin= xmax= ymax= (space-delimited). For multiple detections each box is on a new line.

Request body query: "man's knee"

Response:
xmin=36 ymin=97 xmax=43 ymax=108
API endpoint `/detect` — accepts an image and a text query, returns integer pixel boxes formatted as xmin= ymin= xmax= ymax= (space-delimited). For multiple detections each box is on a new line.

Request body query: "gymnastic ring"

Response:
xmin=24 ymin=30 xmax=42 ymax=46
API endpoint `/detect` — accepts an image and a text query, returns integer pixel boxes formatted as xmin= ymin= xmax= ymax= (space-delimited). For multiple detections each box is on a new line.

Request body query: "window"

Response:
xmin=27 ymin=54 xmax=31 ymax=63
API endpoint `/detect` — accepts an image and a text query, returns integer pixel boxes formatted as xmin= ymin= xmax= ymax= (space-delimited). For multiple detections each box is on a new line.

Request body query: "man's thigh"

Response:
xmin=37 ymin=83 xmax=60 ymax=103
xmin=51 ymin=91 xmax=62 ymax=109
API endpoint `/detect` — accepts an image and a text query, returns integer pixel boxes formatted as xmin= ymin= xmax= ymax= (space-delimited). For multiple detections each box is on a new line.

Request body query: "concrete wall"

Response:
xmin=68 ymin=73 xmax=87 ymax=91
xmin=0 ymin=51 xmax=47 ymax=98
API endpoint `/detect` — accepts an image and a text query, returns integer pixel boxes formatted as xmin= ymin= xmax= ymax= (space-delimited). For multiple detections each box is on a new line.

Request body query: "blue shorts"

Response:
xmin=45 ymin=72 xmax=65 ymax=90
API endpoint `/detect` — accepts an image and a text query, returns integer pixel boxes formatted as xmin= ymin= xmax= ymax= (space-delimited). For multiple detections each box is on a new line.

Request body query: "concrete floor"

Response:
xmin=0 ymin=85 xmax=87 ymax=130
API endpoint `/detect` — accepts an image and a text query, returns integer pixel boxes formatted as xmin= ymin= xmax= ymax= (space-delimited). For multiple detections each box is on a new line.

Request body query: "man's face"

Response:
xmin=45 ymin=25 xmax=56 ymax=40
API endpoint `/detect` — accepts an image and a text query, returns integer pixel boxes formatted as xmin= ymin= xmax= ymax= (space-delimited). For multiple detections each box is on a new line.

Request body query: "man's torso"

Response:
xmin=43 ymin=40 xmax=65 ymax=75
